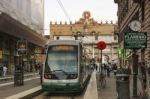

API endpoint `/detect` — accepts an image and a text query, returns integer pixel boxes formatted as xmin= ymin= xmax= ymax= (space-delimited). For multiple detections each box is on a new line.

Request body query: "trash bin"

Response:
xmin=116 ymin=72 xmax=130 ymax=99
xmin=14 ymin=70 xmax=24 ymax=86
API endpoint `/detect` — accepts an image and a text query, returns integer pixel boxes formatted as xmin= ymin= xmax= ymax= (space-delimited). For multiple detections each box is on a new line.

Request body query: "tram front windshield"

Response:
xmin=44 ymin=45 xmax=78 ymax=80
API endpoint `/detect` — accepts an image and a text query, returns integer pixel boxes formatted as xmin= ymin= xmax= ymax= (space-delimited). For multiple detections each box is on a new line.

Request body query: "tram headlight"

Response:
xmin=44 ymin=74 xmax=49 ymax=79
xmin=44 ymin=74 xmax=58 ymax=79
xmin=44 ymin=74 xmax=52 ymax=79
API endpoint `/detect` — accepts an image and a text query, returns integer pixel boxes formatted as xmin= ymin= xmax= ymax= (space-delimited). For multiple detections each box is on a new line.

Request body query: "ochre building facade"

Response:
xmin=50 ymin=11 xmax=118 ymax=64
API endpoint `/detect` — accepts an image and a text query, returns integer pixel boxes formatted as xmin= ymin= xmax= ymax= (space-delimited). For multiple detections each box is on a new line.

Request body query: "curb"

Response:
xmin=4 ymin=86 xmax=43 ymax=99
xmin=0 ymin=73 xmax=39 ymax=82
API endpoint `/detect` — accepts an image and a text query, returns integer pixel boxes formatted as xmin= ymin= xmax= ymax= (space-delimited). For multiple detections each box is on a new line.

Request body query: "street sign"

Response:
xmin=97 ymin=41 xmax=106 ymax=50
xmin=17 ymin=39 xmax=27 ymax=54
xmin=124 ymin=32 xmax=147 ymax=49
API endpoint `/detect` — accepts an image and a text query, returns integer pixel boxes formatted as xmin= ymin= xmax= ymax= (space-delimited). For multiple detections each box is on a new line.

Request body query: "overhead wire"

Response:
xmin=56 ymin=0 xmax=71 ymax=21
xmin=56 ymin=0 xmax=86 ymax=40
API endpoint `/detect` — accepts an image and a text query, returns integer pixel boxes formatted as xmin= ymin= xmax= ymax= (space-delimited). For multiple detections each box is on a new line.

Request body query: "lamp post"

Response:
xmin=92 ymin=31 xmax=95 ymax=58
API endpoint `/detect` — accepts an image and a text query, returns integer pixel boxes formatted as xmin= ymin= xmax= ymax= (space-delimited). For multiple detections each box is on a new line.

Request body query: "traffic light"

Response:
xmin=118 ymin=48 xmax=123 ymax=58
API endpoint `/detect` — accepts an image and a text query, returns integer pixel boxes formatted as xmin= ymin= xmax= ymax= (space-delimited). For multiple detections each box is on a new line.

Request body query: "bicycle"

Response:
xmin=99 ymin=73 xmax=106 ymax=88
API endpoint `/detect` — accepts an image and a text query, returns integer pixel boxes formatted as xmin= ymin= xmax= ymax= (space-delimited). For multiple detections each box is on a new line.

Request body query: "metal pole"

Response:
xmin=99 ymin=50 xmax=100 ymax=72
xmin=101 ymin=49 xmax=102 ymax=67
xmin=99 ymin=49 xmax=102 ymax=72
xmin=21 ymin=54 xmax=24 ymax=85
xmin=92 ymin=44 xmax=94 ymax=58
xmin=119 ymin=58 xmax=122 ymax=68
xmin=132 ymin=49 xmax=138 ymax=97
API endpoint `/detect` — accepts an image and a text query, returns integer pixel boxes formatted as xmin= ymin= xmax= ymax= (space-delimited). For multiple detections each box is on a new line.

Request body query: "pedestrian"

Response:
xmin=0 ymin=65 xmax=3 ymax=77
xmin=39 ymin=63 xmax=43 ymax=84
xmin=106 ymin=63 xmax=110 ymax=77
xmin=90 ymin=58 xmax=95 ymax=70
xmin=101 ymin=64 xmax=107 ymax=75
xmin=39 ymin=63 xmax=43 ymax=75
xmin=147 ymin=63 xmax=150 ymax=87
xmin=3 ymin=65 xmax=7 ymax=77
xmin=139 ymin=62 xmax=147 ymax=96
xmin=35 ymin=60 xmax=39 ymax=72
xmin=95 ymin=63 xmax=98 ymax=71
xmin=112 ymin=63 xmax=118 ymax=76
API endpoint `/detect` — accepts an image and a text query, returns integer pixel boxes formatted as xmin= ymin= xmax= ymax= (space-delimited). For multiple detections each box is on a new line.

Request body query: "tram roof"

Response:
xmin=47 ymin=40 xmax=82 ymax=46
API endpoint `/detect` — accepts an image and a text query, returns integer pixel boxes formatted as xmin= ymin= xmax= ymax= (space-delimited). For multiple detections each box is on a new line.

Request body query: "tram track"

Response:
xmin=21 ymin=71 xmax=97 ymax=99
xmin=33 ymin=92 xmax=81 ymax=99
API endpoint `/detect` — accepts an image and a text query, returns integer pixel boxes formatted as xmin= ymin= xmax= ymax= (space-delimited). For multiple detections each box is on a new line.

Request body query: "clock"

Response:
xmin=129 ymin=20 xmax=141 ymax=31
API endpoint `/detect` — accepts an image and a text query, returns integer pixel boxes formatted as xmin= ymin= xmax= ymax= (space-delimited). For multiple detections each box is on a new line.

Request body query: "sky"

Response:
xmin=44 ymin=0 xmax=118 ymax=35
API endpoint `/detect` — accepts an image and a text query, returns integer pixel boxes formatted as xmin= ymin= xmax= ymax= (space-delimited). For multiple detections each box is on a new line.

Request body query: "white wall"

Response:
xmin=0 ymin=0 xmax=44 ymax=35
xmin=82 ymin=35 xmax=114 ymax=43
xmin=31 ymin=0 xmax=44 ymax=34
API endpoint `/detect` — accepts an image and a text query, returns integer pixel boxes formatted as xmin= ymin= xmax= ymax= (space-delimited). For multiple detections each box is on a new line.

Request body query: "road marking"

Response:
xmin=4 ymin=86 xmax=41 ymax=99
xmin=0 ymin=77 xmax=40 ymax=87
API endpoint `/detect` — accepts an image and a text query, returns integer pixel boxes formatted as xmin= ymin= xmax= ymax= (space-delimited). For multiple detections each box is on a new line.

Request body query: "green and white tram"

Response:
xmin=42 ymin=40 xmax=92 ymax=93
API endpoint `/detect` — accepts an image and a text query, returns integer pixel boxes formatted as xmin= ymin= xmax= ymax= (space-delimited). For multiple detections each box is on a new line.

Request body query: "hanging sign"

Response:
xmin=124 ymin=32 xmax=147 ymax=49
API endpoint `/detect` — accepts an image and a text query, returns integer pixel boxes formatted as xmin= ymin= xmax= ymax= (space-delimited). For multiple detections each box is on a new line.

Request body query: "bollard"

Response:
xmin=14 ymin=70 xmax=24 ymax=86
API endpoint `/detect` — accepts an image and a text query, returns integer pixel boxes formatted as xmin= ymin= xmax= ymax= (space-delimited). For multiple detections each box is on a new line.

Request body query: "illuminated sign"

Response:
xmin=17 ymin=40 xmax=27 ymax=54
xmin=0 ymin=50 xmax=2 ymax=59
xmin=51 ymin=45 xmax=75 ymax=51
xmin=34 ymin=47 xmax=41 ymax=54
xmin=118 ymin=48 xmax=123 ymax=58
xmin=18 ymin=42 xmax=27 ymax=49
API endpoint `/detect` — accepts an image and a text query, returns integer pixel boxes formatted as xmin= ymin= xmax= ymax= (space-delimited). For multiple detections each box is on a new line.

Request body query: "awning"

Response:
xmin=0 ymin=12 xmax=48 ymax=47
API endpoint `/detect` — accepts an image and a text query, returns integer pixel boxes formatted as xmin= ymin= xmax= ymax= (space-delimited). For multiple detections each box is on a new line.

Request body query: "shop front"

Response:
xmin=0 ymin=12 xmax=48 ymax=74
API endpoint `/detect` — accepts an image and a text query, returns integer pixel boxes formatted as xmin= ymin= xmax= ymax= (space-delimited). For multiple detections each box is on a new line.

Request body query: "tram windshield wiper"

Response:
xmin=51 ymin=70 xmax=68 ymax=75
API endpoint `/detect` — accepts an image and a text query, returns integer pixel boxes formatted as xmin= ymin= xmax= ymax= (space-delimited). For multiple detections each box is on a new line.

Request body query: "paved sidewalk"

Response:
xmin=96 ymin=72 xmax=117 ymax=99
xmin=96 ymin=72 xmax=150 ymax=99
xmin=0 ymin=72 xmax=39 ymax=82
xmin=0 ymin=76 xmax=41 ymax=99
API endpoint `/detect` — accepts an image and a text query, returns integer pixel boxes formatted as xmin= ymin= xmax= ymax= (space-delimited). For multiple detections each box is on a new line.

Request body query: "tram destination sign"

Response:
xmin=124 ymin=32 xmax=147 ymax=49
